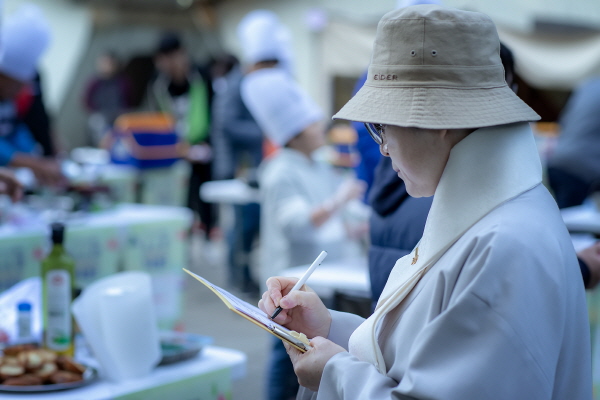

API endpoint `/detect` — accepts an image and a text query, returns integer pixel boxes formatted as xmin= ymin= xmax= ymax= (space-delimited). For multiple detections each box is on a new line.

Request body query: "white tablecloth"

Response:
xmin=200 ymin=179 xmax=260 ymax=205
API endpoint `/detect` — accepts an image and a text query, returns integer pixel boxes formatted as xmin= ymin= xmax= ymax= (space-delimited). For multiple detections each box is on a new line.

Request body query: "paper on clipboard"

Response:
xmin=182 ymin=269 xmax=310 ymax=352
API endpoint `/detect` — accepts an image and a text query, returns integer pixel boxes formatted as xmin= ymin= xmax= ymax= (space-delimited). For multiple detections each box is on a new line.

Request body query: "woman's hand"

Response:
xmin=258 ymin=276 xmax=331 ymax=339
xmin=284 ymin=337 xmax=345 ymax=392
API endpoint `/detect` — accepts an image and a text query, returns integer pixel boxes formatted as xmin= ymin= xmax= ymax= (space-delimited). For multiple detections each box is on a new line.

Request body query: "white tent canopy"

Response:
xmin=321 ymin=19 xmax=600 ymax=92
xmin=498 ymin=28 xmax=600 ymax=90
xmin=319 ymin=12 xmax=600 ymax=93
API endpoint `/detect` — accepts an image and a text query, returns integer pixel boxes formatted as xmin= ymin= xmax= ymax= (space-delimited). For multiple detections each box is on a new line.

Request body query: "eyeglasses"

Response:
xmin=364 ymin=123 xmax=384 ymax=145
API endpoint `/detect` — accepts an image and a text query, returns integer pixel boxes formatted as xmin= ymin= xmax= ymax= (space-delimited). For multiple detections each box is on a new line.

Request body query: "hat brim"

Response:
xmin=333 ymin=84 xmax=540 ymax=129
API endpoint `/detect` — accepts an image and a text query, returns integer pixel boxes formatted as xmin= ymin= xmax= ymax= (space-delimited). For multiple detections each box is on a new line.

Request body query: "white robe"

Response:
xmin=297 ymin=123 xmax=592 ymax=399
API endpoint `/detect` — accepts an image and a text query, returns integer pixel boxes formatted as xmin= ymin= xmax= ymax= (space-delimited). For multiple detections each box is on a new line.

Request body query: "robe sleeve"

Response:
xmin=327 ymin=310 xmax=365 ymax=350
xmin=317 ymin=292 xmax=550 ymax=399
xmin=313 ymin=231 xmax=556 ymax=400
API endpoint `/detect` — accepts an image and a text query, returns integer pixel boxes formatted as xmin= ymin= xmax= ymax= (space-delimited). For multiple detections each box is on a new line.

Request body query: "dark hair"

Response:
xmin=209 ymin=54 xmax=239 ymax=79
xmin=156 ymin=32 xmax=182 ymax=56
xmin=499 ymin=43 xmax=514 ymax=83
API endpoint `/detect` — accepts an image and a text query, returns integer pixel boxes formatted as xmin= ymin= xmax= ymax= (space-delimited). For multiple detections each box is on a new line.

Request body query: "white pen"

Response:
xmin=271 ymin=250 xmax=328 ymax=319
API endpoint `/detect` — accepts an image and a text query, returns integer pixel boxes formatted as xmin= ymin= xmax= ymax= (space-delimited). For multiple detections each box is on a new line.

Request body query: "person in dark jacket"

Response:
xmin=367 ymin=42 xmax=600 ymax=306
xmin=368 ymin=157 xmax=431 ymax=308
xmin=547 ymin=77 xmax=600 ymax=209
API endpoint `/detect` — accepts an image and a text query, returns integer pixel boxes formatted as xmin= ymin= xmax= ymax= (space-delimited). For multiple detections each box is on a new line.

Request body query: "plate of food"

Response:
xmin=0 ymin=344 xmax=96 ymax=392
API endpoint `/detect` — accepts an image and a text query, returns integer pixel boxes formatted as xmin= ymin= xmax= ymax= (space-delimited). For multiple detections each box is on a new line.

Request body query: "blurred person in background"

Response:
xmin=239 ymin=12 xmax=366 ymax=399
xmin=545 ymin=77 xmax=600 ymax=288
xmin=17 ymin=72 xmax=58 ymax=160
xmin=237 ymin=9 xmax=294 ymax=78
xmin=0 ymin=4 xmax=63 ymax=187
xmin=148 ymin=32 xmax=216 ymax=239
xmin=209 ymin=9 xmax=294 ymax=296
xmin=210 ymin=52 xmax=263 ymax=294
xmin=243 ymin=66 xmax=365 ymax=400
xmin=547 ymin=77 xmax=600 ymax=209
xmin=83 ymin=51 xmax=133 ymax=146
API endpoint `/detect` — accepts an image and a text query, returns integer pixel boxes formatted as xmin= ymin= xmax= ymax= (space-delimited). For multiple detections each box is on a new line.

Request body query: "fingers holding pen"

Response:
xmin=259 ymin=280 xmax=294 ymax=324
xmin=266 ymin=276 xmax=300 ymax=304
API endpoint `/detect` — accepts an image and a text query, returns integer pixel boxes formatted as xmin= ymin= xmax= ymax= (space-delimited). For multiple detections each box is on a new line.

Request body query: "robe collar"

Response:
xmin=348 ymin=122 xmax=542 ymax=374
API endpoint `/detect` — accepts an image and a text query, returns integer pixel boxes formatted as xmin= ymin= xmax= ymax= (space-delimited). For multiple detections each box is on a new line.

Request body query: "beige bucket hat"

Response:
xmin=334 ymin=5 xmax=540 ymax=129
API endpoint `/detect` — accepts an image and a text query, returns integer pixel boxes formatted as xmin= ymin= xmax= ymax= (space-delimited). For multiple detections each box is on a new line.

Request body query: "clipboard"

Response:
xmin=183 ymin=269 xmax=310 ymax=352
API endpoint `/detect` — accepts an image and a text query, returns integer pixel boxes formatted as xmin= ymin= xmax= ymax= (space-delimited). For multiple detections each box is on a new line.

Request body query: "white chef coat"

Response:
xmin=259 ymin=147 xmax=360 ymax=290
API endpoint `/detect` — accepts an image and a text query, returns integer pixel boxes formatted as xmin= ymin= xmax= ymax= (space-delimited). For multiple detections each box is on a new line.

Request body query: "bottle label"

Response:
xmin=45 ymin=270 xmax=72 ymax=351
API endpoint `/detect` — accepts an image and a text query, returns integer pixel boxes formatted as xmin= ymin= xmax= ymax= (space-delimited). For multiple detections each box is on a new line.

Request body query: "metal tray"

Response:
xmin=158 ymin=332 xmax=213 ymax=366
xmin=0 ymin=365 xmax=97 ymax=393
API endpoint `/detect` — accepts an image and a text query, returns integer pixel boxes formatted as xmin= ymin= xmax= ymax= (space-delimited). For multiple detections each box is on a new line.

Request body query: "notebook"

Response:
xmin=183 ymin=269 xmax=310 ymax=352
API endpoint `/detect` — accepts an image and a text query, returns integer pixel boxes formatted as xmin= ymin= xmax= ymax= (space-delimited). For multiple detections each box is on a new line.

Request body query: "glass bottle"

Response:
xmin=41 ymin=222 xmax=75 ymax=356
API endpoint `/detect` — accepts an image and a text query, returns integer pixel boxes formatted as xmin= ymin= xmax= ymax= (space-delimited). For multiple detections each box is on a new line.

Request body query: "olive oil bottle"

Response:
xmin=41 ymin=222 xmax=75 ymax=356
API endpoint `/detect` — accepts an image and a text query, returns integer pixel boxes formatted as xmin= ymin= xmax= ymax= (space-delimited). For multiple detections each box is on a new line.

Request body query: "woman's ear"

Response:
xmin=380 ymin=143 xmax=389 ymax=156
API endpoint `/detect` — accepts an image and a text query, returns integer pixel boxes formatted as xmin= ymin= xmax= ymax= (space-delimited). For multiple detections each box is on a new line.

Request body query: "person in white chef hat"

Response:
xmin=243 ymin=66 xmax=366 ymax=400
xmin=237 ymin=9 xmax=294 ymax=77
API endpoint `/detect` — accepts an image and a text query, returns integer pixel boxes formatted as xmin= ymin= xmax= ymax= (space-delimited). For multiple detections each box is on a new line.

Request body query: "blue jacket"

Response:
xmin=352 ymin=72 xmax=382 ymax=200
xmin=0 ymin=100 xmax=37 ymax=166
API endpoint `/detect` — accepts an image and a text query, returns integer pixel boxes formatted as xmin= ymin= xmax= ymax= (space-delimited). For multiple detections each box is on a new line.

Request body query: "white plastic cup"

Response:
xmin=71 ymin=271 xmax=161 ymax=382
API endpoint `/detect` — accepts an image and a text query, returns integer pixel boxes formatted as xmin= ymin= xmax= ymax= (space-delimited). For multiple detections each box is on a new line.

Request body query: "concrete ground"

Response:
xmin=182 ymin=232 xmax=271 ymax=400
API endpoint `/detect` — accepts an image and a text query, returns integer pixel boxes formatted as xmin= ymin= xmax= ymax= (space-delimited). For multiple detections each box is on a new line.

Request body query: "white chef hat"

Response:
xmin=396 ymin=0 xmax=442 ymax=8
xmin=237 ymin=10 xmax=292 ymax=67
xmin=241 ymin=68 xmax=323 ymax=146
xmin=0 ymin=4 xmax=51 ymax=82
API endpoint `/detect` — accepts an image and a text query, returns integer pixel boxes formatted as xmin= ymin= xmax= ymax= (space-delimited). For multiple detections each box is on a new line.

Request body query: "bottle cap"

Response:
xmin=50 ymin=222 xmax=65 ymax=244
xmin=17 ymin=302 xmax=31 ymax=312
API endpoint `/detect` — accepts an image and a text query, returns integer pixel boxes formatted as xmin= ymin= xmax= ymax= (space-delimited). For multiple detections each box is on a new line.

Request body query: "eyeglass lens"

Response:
xmin=364 ymin=123 xmax=384 ymax=145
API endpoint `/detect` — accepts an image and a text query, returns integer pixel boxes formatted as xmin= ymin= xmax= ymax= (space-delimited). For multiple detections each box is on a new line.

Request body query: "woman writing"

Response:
xmin=259 ymin=5 xmax=591 ymax=399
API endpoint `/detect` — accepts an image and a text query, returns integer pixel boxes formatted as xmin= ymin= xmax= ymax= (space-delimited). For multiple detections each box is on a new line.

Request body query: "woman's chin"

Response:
xmin=405 ymin=183 xmax=434 ymax=198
